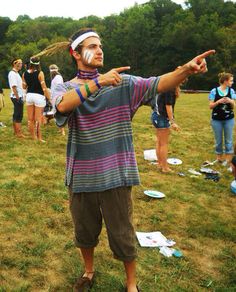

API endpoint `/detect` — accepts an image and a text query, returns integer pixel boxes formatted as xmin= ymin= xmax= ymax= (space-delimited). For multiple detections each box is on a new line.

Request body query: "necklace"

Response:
xmin=77 ymin=69 xmax=99 ymax=80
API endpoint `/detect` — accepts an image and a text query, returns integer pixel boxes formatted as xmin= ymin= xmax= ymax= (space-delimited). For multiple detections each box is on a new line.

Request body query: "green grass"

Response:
xmin=0 ymin=90 xmax=235 ymax=291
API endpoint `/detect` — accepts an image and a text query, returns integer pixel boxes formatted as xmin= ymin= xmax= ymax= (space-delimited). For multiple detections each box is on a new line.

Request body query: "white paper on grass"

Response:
xmin=143 ymin=149 xmax=157 ymax=161
xmin=136 ymin=231 xmax=175 ymax=247
xmin=159 ymin=246 xmax=175 ymax=257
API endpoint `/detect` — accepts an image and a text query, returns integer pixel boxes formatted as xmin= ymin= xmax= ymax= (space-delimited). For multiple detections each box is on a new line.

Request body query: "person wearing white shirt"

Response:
xmin=8 ymin=58 xmax=25 ymax=138
xmin=49 ymin=64 xmax=65 ymax=135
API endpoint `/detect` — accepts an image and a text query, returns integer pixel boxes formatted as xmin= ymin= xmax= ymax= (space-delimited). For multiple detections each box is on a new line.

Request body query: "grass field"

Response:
xmin=0 ymin=90 xmax=235 ymax=292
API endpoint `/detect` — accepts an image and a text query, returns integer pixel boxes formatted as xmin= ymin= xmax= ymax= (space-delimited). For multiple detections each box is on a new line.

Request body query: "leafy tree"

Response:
xmin=0 ymin=0 xmax=235 ymax=90
xmin=0 ymin=17 xmax=12 ymax=42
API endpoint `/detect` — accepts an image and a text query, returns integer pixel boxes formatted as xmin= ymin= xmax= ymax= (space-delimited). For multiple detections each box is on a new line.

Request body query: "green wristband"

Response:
xmin=85 ymin=83 xmax=92 ymax=96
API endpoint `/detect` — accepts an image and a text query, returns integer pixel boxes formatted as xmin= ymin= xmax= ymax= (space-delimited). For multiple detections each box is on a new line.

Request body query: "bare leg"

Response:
xmin=13 ymin=122 xmax=17 ymax=135
xmin=225 ymin=154 xmax=232 ymax=164
xmin=15 ymin=122 xmax=25 ymax=138
xmin=216 ymin=154 xmax=224 ymax=162
xmin=35 ymin=106 xmax=45 ymax=142
xmin=42 ymin=115 xmax=48 ymax=125
xmin=124 ymin=260 xmax=138 ymax=292
xmin=79 ymin=247 xmax=95 ymax=279
xmin=155 ymin=129 xmax=161 ymax=168
xmin=157 ymin=128 xmax=171 ymax=172
xmin=27 ymin=105 xmax=36 ymax=139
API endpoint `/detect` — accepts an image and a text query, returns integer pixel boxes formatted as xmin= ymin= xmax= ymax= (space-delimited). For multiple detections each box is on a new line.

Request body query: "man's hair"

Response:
xmin=32 ymin=28 xmax=99 ymax=58
xmin=70 ymin=28 xmax=98 ymax=54
xmin=69 ymin=28 xmax=99 ymax=66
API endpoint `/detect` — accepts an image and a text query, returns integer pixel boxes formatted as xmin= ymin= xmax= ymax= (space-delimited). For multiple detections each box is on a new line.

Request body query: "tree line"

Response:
xmin=0 ymin=0 xmax=236 ymax=89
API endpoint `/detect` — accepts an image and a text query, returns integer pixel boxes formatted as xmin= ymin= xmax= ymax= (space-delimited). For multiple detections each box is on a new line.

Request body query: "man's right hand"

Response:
xmin=98 ymin=66 xmax=130 ymax=87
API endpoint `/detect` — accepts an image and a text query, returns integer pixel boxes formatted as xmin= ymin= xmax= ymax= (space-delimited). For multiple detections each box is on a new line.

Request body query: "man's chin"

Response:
xmin=84 ymin=61 xmax=103 ymax=69
xmin=95 ymin=62 xmax=103 ymax=68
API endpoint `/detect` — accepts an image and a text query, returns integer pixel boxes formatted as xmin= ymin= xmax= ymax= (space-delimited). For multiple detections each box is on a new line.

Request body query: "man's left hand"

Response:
xmin=185 ymin=50 xmax=216 ymax=74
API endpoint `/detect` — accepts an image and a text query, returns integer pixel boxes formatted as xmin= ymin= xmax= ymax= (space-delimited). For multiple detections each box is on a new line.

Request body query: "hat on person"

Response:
xmin=49 ymin=64 xmax=59 ymax=72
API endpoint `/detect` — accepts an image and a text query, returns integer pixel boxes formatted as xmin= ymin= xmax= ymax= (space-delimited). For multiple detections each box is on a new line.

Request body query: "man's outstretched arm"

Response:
xmin=157 ymin=50 xmax=215 ymax=93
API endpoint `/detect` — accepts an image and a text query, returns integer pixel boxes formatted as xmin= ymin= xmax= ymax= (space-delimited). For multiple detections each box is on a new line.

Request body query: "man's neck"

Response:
xmin=76 ymin=68 xmax=99 ymax=80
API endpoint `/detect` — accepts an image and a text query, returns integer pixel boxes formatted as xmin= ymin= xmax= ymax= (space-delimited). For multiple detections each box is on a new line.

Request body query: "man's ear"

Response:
xmin=72 ymin=50 xmax=81 ymax=61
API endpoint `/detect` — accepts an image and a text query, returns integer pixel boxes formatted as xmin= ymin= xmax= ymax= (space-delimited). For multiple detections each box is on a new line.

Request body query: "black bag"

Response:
xmin=43 ymin=100 xmax=54 ymax=117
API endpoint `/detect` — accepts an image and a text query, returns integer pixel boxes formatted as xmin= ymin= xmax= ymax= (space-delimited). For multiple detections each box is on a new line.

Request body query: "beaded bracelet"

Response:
xmin=85 ymin=83 xmax=92 ymax=96
xmin=75 ymin=87 xmax=85 ymax=103
xmin=93 ymin=78 xmax=101 ymax=89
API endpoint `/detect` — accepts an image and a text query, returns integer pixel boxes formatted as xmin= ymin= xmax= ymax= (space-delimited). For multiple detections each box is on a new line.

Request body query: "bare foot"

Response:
xmin=156 ymin=162 xmax=162 ymax=169
xmin=161 ymin=167 xmax=173 ymax=173
xmin=126 ymin=284 xmax=139 ymax=292
xmin=16 ymin=133 xmax=26 ymax=138
xmin=82 ymin=271 xmax=95 ymax=280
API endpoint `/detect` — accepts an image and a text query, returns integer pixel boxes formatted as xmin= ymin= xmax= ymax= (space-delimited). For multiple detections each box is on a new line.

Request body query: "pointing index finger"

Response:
xmin=198 ymin=50 xmax=216 ymax=59
xmin=114 ymin=66 xmax=131 ymax=73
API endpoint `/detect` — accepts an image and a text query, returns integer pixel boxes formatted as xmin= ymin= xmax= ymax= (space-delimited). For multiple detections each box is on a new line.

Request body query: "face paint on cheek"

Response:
xmin=83 ymin=49 xmax=94 ymax=64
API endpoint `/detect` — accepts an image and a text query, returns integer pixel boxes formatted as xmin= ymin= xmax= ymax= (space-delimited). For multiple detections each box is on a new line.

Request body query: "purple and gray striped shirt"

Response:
xmin=53 ymin=74 xmax=159 ymax=193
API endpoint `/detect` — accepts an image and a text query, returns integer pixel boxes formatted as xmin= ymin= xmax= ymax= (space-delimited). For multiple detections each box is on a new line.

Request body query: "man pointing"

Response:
xmin=35 ymin=28 xmax=215 ymax=292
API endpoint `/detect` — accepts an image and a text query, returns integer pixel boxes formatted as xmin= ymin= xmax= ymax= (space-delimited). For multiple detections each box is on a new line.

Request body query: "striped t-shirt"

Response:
xmin=53 ymin=74 xmax=159 ymax=193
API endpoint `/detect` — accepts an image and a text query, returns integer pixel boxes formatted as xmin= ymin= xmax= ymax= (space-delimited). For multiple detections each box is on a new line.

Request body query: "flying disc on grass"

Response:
xmin=144 ymin=190 xmax=165 ymax=198
xmin=167 ymin=158 xmax=182 ymax=165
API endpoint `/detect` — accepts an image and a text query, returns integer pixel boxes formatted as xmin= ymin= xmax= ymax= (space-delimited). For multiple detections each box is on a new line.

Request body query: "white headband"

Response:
xmin=50 ymin=69 xmax=58 ymax=72
xmin=30 ymin=60 xmax=40 ymax=65
xmin=71 ymin=32 xmax=100 ymax=50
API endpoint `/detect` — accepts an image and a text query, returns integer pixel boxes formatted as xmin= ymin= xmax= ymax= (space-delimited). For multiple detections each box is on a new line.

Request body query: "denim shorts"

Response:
xmin=151 ymin=111 xmax=170 ymax=129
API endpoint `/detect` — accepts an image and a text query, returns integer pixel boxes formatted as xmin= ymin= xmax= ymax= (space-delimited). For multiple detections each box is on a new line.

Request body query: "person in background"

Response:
xmin=209 ymin=72 xmax=236 ymax=165
xmin=151 ymin=84 xmax=180 ymax=173
xmin=34 ymin=27 xmax=214 ymax=292
xmin=230 ymin=144 xmax=236 ymax=178
xmin=49 ymin=64 xmax=65 ymax=135
xmin=22 ymin=57 xmax=50 ymax=142
xmin=0 ymin=80 xmax=6 ymax=127
xmin=24 ymin=61 xmax=30 ymax=71
xmin=8 ymin=58 xmax=25 ymax=137
xmin=22 ymin=61 xmax=30 ymax=102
